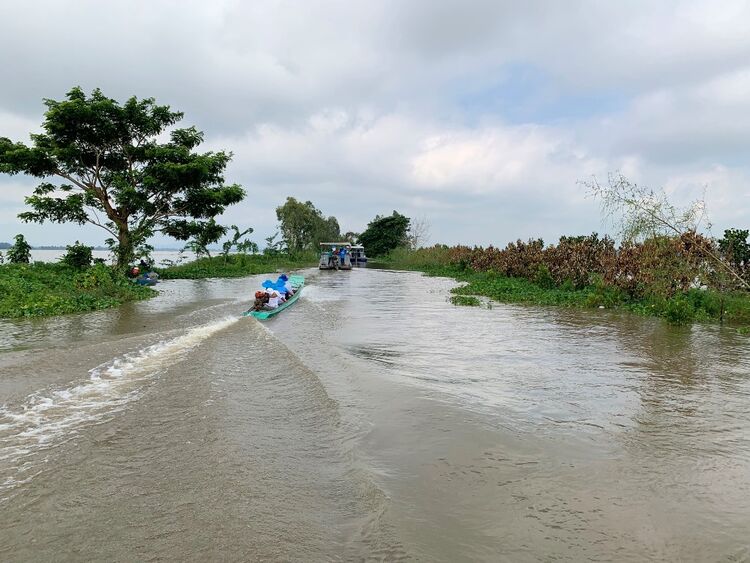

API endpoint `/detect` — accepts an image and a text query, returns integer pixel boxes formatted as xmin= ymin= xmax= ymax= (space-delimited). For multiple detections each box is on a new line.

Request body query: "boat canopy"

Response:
xmin=319 ymin=242 xmax=352 ymax=248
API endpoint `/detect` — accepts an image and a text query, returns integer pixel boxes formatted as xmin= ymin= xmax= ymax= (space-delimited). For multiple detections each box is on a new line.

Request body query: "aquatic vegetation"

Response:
xmin=383 ymin=237 xmax=750 ymax=325
xmin=157 ymin=253 xmax=316 ymax=279
xmin=0 ymin=263 xmax=154 ymax=318
xmin=450 ymin=295 xmax=481 ymax=307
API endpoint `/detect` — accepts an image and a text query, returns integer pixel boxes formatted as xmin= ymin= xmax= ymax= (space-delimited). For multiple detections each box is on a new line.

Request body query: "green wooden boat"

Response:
xmin=242 ymin=275 xmax=305 ymax=319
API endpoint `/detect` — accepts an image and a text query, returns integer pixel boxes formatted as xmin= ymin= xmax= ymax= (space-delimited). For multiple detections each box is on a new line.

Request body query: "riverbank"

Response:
xmin=156 ymin=253 xmax=316 ymax=279
xmin=0 ymin=263 xmax=154 ymax=319
xmin=0 ymin=253 xmax=316 ymax=319
xmin=381 ymin=246 xmax=750 ymax=327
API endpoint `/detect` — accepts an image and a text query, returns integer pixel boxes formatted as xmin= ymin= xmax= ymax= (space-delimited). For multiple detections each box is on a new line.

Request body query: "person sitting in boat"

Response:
xmin=252 ymin=290 xmax=270 ymax=311
xmin=266 ymin=289 xmax=282 ymax=309
xmin=277 ymin=274 xmax=294 ymax=297
xmin=265 ymin=284 xmax=286 ymax=303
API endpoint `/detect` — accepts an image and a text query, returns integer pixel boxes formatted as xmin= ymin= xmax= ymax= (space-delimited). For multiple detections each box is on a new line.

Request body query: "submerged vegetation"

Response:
xmin=382 ymin=233 xmax=750 ymax=327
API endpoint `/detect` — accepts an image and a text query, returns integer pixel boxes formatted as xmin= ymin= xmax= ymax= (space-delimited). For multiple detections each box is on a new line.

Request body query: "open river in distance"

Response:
xmin=0 ymin=268 xmax=748 ymax=561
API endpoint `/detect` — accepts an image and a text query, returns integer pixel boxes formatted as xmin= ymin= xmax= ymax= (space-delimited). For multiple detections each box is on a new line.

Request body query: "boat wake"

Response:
xmin=0 ymin=316 xmax=239 ymax=500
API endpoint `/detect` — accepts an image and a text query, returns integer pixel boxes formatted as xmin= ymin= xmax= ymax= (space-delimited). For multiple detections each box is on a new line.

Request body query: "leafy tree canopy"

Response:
xmin=275 ymin=196 xmax=340 ymax=252
xmin=0 ymin=87 xmax=245 ymax=268
xmin=174 ymin=218 xmax=228 ymax=259
xmin=358 ymin=211 xmax=411 ymax=257
xmin=718 ymin=228 xmax=749 ymax=271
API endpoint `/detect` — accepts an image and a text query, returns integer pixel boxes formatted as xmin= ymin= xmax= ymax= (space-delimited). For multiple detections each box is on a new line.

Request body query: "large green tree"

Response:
xmin=358 ymin=211 xmax=410 ymax=257
xmin=0 ymin=87 xmax=245 ymax=268
xmin=275 ymin=196 xmax=340 ymax=252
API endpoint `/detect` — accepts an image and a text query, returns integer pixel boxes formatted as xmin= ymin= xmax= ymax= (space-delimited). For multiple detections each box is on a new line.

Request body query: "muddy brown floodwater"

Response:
xmin=1 ymin=268 xmax=748 ymax=561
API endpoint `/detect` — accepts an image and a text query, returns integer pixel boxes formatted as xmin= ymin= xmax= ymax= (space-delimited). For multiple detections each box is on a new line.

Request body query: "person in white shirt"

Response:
xmin=278 ymin=273 xmax=295 ymax=297
xmin=266 ymin=291 xmax=280 ymax=308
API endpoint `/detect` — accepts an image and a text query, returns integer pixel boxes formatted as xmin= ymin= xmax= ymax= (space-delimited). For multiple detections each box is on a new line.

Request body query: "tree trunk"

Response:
xmin=116 ymin=228 xmax=134 ymax=270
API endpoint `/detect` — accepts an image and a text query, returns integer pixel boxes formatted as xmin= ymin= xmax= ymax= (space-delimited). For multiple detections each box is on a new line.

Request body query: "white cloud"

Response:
xmin=1 ymin=0 xmax=749 ymax=247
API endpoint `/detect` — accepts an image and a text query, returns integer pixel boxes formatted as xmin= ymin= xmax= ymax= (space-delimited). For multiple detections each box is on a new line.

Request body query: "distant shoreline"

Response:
xmin=0 ymin=244 xmax=184 ymax=251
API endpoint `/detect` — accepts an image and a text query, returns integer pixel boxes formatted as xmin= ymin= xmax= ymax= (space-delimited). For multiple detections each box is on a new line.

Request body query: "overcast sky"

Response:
xmin=1 ymin=0 xmax=749 ymax=248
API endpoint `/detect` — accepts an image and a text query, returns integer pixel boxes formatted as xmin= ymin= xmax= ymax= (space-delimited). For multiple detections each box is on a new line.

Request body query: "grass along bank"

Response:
xmin=0 ymin=263 xmax=155 ymax=319
xmin=156 ymin=252 xmax=317 ymax=279
xmin=381 ymin=246 xmax=750 ymax=327
xmin=0 ymin=252 xmax=316 ymax=319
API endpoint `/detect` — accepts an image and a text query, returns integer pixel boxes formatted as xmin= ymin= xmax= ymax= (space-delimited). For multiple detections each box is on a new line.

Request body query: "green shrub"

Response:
xmin=533 ymin=264 xmax=556 ymax=289
xmin=61 ymin=241 xmax=93 ymax=269
xmin=560 ymin=279 xmax=575 ymax=292
xmin=7 ymin=234 xmax=31 ymax=264
xmin=663 ymin=296 xmax=695 ymax=325
xmin=75 ymin=263 xmax=115 ymax=289
xmin=585 ymin=275 xmax=626 ymax=308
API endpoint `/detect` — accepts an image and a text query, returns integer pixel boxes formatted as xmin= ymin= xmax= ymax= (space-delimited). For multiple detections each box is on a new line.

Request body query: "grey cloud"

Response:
xmin=2 ymin=0 xmax=750 ymax=247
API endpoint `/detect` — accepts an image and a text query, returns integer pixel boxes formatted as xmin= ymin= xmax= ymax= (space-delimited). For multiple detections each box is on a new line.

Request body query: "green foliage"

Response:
xmin=449 ymin=270 xmax=593 ymax=307
xmin=533 ymin=264 xmax=556 ymax=289
xmin=662 ymin=296 xmax=695 ymax=325
xmin=380 ymin=245 xmax=452 ymax=270
xmin=221 ymin=225 xmax=256 ymax=261
xmin=0 ymin=87 xmax=245 ymax=268
xmin=718 ymin=228 xmax=749 ymax=284
xmin=6 ymin=234 xmax=31 ymax=264
xmin=275 ymin=197 xmax=340 ymax=252
xmin=0 ymin=262 xmax=154 ymax=318
xmin=61 ymin=241 xmax=93 ymax=269
xmin=263 ymin=232 xmax=286 ymax=256
xmin=156 ymin=252 xmax=316 ymax=279
xmin=584 ymin=275 xmax=626 ymax=308
xmin=450 ymin=295 xmax=481 ymax=307
xmin=358 ymin=211 xmax=410 ymax=257
xmin=169 ymin=218 xmax=227 ymax=259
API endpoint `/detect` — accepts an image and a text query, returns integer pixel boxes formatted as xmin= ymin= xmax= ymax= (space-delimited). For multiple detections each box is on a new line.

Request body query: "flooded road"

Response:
xmin=1 ymin=269 xmax=749 ymax=561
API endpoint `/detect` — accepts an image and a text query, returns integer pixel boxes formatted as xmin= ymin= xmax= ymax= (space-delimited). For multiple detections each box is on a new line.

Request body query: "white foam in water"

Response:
xmin=300 ymin=284 xmax=338 ymax=303
xmin=0 ymin=316 xmax=239 ymax=497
